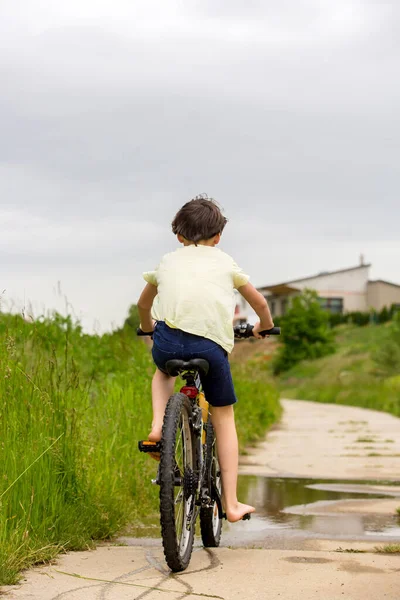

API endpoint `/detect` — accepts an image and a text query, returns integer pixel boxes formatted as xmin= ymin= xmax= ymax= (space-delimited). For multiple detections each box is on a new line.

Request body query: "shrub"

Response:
xmin=272 ymin=289 xmax=335 ymax=374
xmin=348 ymin=311 xmax=371 ymax=326
xmin=328 ymin=313 xmax=349 ymax=328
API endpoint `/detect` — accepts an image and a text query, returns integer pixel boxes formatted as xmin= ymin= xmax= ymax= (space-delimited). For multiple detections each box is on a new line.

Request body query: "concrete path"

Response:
xmin=240 ymin=399 xmax=400 ymax=480
xmin=3 ymin=400 xmax=400 ymax=600
xmin=3 ymin=545 xmax=400 ymax=600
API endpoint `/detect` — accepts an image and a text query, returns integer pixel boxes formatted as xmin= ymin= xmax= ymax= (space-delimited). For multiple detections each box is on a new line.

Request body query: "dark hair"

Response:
xmin=171 ymin=194 xmax=228 ymax=244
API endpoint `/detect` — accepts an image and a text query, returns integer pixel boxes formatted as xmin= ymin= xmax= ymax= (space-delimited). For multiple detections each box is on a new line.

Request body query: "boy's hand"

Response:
xmin=139 ymin=319 xmax=156 ymax=333
xmin=252 ymin=321 xmax=271 ymax=339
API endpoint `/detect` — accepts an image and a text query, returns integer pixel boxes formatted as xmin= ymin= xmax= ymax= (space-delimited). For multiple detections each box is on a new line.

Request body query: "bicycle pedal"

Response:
xmin=138 ymin=440 xmax=162 ymax=453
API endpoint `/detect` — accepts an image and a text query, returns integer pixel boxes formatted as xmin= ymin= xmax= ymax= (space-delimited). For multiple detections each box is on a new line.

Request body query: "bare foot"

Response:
xmin=225 ymin=502 xmax=255 ymax=523
xmin=148 ymin=426 xmax=162 ymax=443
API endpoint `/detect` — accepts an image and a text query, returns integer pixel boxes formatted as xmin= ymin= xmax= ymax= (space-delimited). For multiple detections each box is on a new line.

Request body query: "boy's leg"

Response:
xmin=149 ymin=368 xmax=176 ymax=442
xmin=210 ymin=405 xmax=255 ymax=523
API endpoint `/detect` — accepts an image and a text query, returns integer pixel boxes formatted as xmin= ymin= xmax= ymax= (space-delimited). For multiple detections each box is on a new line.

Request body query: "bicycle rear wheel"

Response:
xmin=200 ymin=421 xmax=223 ymax=547
xmin=159 ymin=392 xmax=196 ymax=572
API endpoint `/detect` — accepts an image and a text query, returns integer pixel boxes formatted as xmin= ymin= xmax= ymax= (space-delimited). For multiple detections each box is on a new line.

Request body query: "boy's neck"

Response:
xmin=182 ymin=240 xmax=216 ymax=247
xmin=180 ymin=233 xmax=221 ymax=247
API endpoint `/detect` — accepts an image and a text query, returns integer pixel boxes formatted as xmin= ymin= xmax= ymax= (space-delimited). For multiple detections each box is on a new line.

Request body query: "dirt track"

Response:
xmin=3 ymin=399 xmax=400 ymax=600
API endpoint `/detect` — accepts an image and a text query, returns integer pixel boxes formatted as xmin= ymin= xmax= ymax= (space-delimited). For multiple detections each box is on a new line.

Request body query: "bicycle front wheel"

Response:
xmin=159 ymin=393 xmax=196 ymax=572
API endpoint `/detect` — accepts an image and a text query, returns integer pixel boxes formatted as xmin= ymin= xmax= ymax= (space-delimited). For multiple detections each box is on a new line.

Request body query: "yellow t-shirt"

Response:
xmin=143 ymin=246 xmax=249 ymax=353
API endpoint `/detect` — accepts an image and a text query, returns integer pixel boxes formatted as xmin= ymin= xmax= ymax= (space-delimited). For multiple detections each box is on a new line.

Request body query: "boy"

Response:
xmin=137 ymin=196 xmax=274 ymax=523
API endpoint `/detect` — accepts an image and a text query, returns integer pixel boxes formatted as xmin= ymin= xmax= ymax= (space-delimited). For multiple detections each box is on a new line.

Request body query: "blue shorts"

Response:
xmin=152 ymin=321 xmax=237 ymax=407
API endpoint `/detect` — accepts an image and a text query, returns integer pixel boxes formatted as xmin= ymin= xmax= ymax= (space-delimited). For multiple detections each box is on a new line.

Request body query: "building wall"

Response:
xmin=287 ymin=266 xmax=370 ymax=312
xmin=267 ymin=294 xmax=298 ymax=317
xmin=367 ymin=281 xmax=400 ymax=311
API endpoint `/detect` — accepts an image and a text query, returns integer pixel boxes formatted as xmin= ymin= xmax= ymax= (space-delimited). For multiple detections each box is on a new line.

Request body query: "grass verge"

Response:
xmin=279 ymin=324 xmax=400 ymax=417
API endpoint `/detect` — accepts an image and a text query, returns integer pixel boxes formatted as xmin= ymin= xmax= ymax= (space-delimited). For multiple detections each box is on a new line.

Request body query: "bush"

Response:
xmin=272 ymin=289 xmax=335 ymax=374
xmin=327 ymin=304 xmax=399 ymax=329
xmin=348 ymin=311 xmax=371 ymax=326
xmin=328 ymin=313 xmax=349 ymax=328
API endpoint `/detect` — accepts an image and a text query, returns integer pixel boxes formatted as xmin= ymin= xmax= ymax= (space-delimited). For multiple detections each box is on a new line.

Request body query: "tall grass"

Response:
xmin=0 ymin=312 xmax=157 ymax=584
xmin=0 ymin=311 xmax=280 ymax=584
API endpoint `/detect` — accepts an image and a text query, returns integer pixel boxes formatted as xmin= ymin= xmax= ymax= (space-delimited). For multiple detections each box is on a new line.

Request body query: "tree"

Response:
xmin=123 ymin=304 xmax=140 ymax=331
xmin=273 ymin=289 xmax=335 ymax=374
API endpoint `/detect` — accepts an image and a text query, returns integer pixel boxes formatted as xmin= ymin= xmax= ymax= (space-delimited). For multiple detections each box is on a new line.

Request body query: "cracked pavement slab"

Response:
xmin=3 ymin=545 xmax=400 ymax=600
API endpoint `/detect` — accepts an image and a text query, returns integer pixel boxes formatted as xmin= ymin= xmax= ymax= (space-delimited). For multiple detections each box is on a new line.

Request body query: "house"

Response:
xmin=236 ymin=258 xmax=400 ymax=320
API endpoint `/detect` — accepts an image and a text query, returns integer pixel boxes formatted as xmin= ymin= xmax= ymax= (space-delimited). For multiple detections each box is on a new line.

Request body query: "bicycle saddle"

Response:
xmin=165 ymin=359 xmax=209 ymax=377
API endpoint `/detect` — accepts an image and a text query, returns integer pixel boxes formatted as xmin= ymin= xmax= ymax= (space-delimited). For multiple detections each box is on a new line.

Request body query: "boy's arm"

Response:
xmin=237 ymin=282 xmax=274 ymax=337
xmin=137 ymin=283 xmax=158 ymax=331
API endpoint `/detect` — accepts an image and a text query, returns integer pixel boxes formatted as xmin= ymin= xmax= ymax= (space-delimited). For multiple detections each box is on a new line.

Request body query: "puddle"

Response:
xmin=123 ymin=476 xmax=400 ymax=547
xmin=221 ymin=476 xmax=400 ymax=547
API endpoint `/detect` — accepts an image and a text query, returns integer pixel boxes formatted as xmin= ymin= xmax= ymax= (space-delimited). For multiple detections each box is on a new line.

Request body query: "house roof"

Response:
xmin=261 ymin=284 xmax=300 ymax=296
xmin=258 ymin=263 xmax=371 ymax=292
xmin=368 ymin=279 xmax=400 ymax=290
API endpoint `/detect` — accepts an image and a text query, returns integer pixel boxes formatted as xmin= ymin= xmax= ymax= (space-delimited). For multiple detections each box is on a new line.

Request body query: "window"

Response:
xmin=319 ymin=297 xmax=343 ymax=314
xmin=270 ymin=300 xmax=276 ymax=316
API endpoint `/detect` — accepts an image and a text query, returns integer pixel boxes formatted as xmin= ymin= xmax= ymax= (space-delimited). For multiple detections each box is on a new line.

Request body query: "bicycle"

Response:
xmin=137 ymin=322 xmax=281 ymax=572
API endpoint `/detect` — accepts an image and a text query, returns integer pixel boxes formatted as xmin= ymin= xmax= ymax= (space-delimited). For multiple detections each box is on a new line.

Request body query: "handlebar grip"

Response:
xmin=259 ymin=327 xmax=281 ymax=336
xmin=136 ymin=327 xmax=154 ymax=337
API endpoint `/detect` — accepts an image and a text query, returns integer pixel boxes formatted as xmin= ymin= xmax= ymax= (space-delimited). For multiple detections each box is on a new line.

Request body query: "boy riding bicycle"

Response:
xmin=137 ymin=196 xmax=274 ymax=523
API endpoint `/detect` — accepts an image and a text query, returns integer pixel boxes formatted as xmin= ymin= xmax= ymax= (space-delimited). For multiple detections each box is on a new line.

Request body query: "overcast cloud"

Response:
xmin=1 ymin=0 xmax=399 ymax=331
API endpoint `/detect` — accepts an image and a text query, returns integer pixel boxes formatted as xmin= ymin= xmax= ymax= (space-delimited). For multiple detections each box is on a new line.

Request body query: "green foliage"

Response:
xmin=279 ymin=323 xmax=400 ymax=418
xmin=232 ymin=362 xmax=281 ymax=449
xmin=348 ymin=311 xmax=371 ymax=327
xmin=327 ymin=303 xmax=399 ymax=328
xmin=273 ymin=289 xmax=335 ymax=374
xmin=0 ymin=311 xmax=157 ymax=584
xmin=0 ymin=309 xmax=280 ymax=584
xmin=123 ymin=304 xmax=140 ymax=331
xmin=373 ymin=312 xmax=400 ymax=376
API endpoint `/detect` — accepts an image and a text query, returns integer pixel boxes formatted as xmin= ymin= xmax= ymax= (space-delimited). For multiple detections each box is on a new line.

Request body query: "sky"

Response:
xmin=1 ymin=0 xmax=399 ymax=332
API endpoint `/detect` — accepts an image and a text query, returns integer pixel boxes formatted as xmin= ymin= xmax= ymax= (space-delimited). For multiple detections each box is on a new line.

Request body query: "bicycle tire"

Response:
xmin=200 ymin=421 xmax=223 ymax=547
xmin=159 ymin=392 xmax=196 ymax=572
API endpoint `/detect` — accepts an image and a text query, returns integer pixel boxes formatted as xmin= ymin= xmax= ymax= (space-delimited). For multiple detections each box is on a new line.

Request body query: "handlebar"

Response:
xmin=233 ymin=323 xmax=280 ymax=338
xmin=137 ymin=323 xmax=281 ymax=339
xmin=137 ymin=328 xmax=154 ymax=337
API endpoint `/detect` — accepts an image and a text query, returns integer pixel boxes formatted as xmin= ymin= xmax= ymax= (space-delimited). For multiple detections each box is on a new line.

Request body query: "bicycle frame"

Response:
xmin=178 ymin=370 xmax=221 ymax=514
xmin=179 ymin=371 xmax=206 ymax=495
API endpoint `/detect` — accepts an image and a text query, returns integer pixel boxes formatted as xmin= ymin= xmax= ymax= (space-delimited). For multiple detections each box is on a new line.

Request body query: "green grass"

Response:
xmin=0 ymin=311 xmax=280 ymax=585
xmin=232 ymin=362 xmax=281 ymax=450
xmin=279 ymin=323 xmax=400 ymax=418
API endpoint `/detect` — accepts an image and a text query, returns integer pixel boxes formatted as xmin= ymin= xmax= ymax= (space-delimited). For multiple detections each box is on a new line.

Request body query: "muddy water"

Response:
xmin=221 ymin=476 xmax=400 ymax=548
xmin=126 ymin=476 xmax=400 ymax=548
